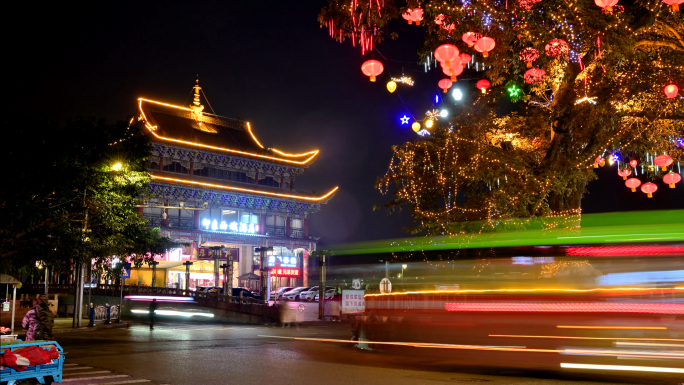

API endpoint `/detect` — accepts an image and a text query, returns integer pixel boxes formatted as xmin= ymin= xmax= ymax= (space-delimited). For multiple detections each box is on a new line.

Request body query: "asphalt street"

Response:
xmin=49 ymin=320 xmax=683 ymax=385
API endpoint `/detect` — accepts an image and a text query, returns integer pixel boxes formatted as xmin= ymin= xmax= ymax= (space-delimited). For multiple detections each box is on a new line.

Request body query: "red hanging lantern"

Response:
xmin=519 ymin=47 xmax=539 ymax=68
xmin=474 ymin=37 xmax=496 ymax=58
xmin=545 ymin=39 xmax=569 ymax=58
xmin=663 ymin=172 xmax=682 ymax=188
xmin=641 ymin=182 xmax=658 ymax=198
xmin=524 ymin=68 xmax=546 ymax=84
xmin=663 ymin=0 xmax=683 ymax=12
xmin=625 ymin=178 xmax=641 ymax=192
xmin=595 ymin=0 xmax=619 ymax=11
xmin=402 ymin=9 xmax=415 ymax=24
xmin=435 ymin=44 xmax=460 ymax=67
xmin=519 ymin=0 xmax=542 ymax=10
xmin=361 ymin=60 xmax=384 ymax=82
xmin=438 ymin=78 xmax=453 ymax=93
xmin=458 ymin=53 xmax=471 ymax=68
xmin=654 ymin=154 xmax=673 ymax=171
xmin=476 ymin=79 xmax=490 ymax=94
xmin=664 ymin=84 xmax=679 ymax=98
xmin=617 ymin=169 xmax=632 ymax=180
xmin=462 ymin=32 xmax=482 ymax=47
xmin=441 ymin=61 xmax=464 ymax=81
xmin=434 ymin=14 xmax=455 ymax=31
xmin=629 ymin=159 xmax=639 ymax=168
xmin=594 ymin=155 xmax=605 ymax=168
xmin=411 ymin=9 xmax=424 ymax=25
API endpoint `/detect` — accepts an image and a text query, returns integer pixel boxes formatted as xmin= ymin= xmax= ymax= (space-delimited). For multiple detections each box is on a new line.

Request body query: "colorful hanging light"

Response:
xmin=434 ymin=14 xmax=455 ymax=32
xmin=545 ymin=39 xmax=569 ymax=58
xmin=441 ymin=61 xmax=464 ymax=82
xmin=617 ymin=169 xmax=632 ymax=180
xmin=361 ymin=60 xmax=384 ymax=82
xmin=435 ymin=44 xmax=459 ymax=67
xmin=519 ymin=48 xmax=539 ymax=68
xmin=476 ymin=79 xmax=491 ymax=94
xmin=458 ymin=53 xmax=471 ymax=68
xmin=519 ymin=0 xmax=542 ymax=10
xmin=410 ymin=8 xmax=424 ymax=25
xmin=412 ymin=122 xmax=421 ymax=132
xmin=387 ymin=81 xmax=397 ymax=93
xmin=664 ymin=83 xmax=679 ymax=98
xmin=663 ymin=0 xmax=683 ymax=12
xmin=663 ymin=172 xmax=682 ymax=188
xmin=474 ymin=37 xmax=496 ymax=58
xmin=594 ymin=155 xmax=605 ymax=168
xmin=641 ymin=182 xmax=658 ymax=198
xmin=462 ymin=32 xmax=482 ymax=47
xmin=438 ymin=78 xmax=453 ymax=93
xmin=524 ymin=68 xmax=546 ymax=84
xmin=654 ymin=154 xmax=673 ymax=171
xmin=625 ymin=178 xmax=641 ymax=192
xmin=595 ymin=0 xmax=619 ymax=12
xmin=629 ymin=159 xmax=639 ymax=168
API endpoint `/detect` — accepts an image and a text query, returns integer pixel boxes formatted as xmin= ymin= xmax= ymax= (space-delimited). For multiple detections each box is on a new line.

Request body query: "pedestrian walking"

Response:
xmin=37 ymin=295 xmax=55 ymax=340
xmin=21 ymin=296 xmax=41 ymax=341
xmin=149 ymin=298 xmax=157 ymax=330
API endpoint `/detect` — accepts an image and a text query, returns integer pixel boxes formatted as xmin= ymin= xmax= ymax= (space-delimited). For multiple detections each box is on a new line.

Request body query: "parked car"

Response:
xmin=206 ymin=287 xmax=255 ymax=298
xmin=314 ymin=289 xmax=336 ymax=301
xmin=300 ymin=286 xmax=335 ymax=301
xmin=281 ymin=287 xmax=311 ymax=301
xmin=273 ymin=287 xmax=295 ymax=300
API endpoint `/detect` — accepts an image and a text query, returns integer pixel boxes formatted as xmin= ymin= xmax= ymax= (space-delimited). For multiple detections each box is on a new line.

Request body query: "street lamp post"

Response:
xmin=401 ymin=264 xmax=407 ymax=291
xmin=182 ymin=261 xmax=193 ymax=293
xmin=149 ymin=261 xmax=159 ymax=288
xmin=256 ymin=246 xmax=273 ymax=304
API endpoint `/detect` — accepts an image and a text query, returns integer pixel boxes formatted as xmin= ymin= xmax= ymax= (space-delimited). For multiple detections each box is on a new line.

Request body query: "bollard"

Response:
xmin=87 ymin=303 xmax=95 ymax=327
xmin=104 ymin=303 xmax=112 ymax=325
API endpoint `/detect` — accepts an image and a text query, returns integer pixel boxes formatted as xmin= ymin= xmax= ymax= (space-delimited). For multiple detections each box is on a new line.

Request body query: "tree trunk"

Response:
xmin=547 ymin=179 xmax=586 ymax=213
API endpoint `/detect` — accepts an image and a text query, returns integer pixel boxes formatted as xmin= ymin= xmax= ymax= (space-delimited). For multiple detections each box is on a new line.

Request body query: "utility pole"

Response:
xmin=220 ymin=263 xmax=229 ymax=295
xmin=150 ymin=261 xmax=159 ymax=287
xmin=255 ymin=246 xmax=272 ymax=303
xmin=183 ymin=261 xmax=193 ymax=291
xmin=74 ymin=189 xmax=89 ymax=328
xmin=209 ymin=246 xmax=224 ymax=288
xmin=318 ymin=253 xmax=327 ymax=320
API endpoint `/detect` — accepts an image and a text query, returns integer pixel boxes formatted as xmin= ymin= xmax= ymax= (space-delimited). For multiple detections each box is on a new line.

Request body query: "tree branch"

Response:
xmin=635 ymin=39 xmax=684 ymax=51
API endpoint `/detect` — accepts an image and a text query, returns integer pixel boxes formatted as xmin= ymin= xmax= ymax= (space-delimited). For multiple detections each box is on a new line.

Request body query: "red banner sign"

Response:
xmin=271 ymin=268 xmax=299 ymax=277
xmin=197 ymin=247 xmax=240 ymax=262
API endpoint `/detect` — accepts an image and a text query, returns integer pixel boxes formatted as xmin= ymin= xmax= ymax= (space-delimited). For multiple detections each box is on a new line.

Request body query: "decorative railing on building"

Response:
xmin=143 ymin=214 xmax=162 ymax=228
xmin=166 ymin=216 xmax=195 ymax=230
xmin=290 ymin=229 xmax=304 ymax=239
xmin=265 ymin=226 xmax=286 ymax=238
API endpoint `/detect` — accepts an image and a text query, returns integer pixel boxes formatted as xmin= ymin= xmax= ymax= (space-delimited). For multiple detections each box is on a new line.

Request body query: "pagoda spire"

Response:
xmin=191 ymin=75 xmax=205 ymax=125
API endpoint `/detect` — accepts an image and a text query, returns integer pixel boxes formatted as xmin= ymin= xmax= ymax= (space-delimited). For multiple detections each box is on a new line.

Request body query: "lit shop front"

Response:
xmin=266 ymin=247 xmax=308 ymax=289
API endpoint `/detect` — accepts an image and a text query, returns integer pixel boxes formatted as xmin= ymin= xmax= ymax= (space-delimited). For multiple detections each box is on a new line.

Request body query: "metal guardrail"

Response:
xmin=23 ymin=284 xmax=273 ymax=319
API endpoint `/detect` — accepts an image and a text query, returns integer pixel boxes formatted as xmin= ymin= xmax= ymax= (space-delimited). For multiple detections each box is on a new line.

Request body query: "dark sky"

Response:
xmin=14 ymin=1 xmax=683 ymax=245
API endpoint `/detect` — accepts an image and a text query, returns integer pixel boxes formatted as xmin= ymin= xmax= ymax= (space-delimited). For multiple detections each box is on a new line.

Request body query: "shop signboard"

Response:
xmin=197 ymin=247 xmax=240 ymax=262
xmin=2 ymin=302 xmax=9 ymax=311
xmin=119 ymin=263 xmax=131 ymax=278
xmin=341 ymin=290 xmax=365 ymax=314
xmin=270 ymin=268 xmax=300 ymax=277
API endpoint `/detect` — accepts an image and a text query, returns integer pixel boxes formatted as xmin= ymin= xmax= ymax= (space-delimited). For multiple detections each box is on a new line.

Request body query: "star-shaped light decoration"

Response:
xmin=507 ymin=84 xmax=521 ymax=98
xmin=400 ymin=115 xmax=410 ymax=124
xmin=425 ymin=109 xmax=440 ymax=121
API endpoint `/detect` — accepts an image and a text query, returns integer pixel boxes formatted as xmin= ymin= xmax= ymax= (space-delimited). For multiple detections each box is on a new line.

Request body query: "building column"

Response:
xmin=162 ymin=203 xmax=169 ymax=227
xmin=285 ymin=216 xmax=291 ymax=238
xmin=158 ymin=156 xmax=164 ymax=171
xmin=290 ymin=177 xmax=294 ymax=190
xmin=303 ymin=219 xmax=309 ymax=239
xmin=260 ymin=214 xmax=266 ymax=235
xmin=194 ymin=209 xmax=200 ymax=230
xmin=189 ymin=161 xmax=194 ymax=176
xmin=280 ymin=174 xmax=284 ymax=189
xmin=254 ymin=171 xmax=259 ymax=185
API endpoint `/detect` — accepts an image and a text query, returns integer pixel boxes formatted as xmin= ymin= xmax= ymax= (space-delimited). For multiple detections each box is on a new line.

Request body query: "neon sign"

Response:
xmin=268 ymin=255 xmax=297 ymax=268
xmin=202 ymin=219 xmax=259 ymax=234
xmin=271 ymin=268 xmax=299 ymax=277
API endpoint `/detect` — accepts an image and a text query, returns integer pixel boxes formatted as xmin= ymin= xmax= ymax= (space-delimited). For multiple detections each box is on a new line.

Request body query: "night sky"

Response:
xmin=14 ymin=1 xmax=684 ymax=245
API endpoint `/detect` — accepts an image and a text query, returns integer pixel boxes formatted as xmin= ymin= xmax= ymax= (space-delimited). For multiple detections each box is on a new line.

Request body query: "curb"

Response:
xmin=52 ymin=322 xmax=130 ymax=334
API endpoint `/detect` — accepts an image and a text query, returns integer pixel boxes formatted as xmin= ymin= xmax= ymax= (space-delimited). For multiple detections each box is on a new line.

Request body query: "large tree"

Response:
xmin=1 ymin=115 xmax=177 ymax=277
xmin=319 ymin=0 xmax=684 ymax=235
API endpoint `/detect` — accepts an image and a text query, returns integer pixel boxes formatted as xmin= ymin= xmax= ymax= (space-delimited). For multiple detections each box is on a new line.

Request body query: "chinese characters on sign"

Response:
xmin=197 ymin=247 xmax=240 ymax=261
xmin=271 ymin=268 xmax=300 ymax=277
xmin=267 ymin=255 xmax=298 ymax=268
xmin=202 ymin=219 xmax=259 ymax=234
xmin=341 ymin=290 xmax=365 ymax=314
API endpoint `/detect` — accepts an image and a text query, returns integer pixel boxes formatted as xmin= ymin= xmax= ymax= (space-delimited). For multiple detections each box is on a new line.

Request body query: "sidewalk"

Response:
xmin=51 ymin=317 xmax=130 ymax=334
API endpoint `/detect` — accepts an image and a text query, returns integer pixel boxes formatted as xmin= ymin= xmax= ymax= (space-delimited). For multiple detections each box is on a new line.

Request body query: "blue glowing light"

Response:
xmin=400 ymin=115 xmax=410 ymax=124
xmin=435 ymin=94 xmax=440 ymax=104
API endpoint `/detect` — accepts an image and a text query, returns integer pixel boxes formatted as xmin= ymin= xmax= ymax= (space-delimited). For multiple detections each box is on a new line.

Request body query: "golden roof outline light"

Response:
xmin=137 ymin=98 xmax=319 ymax=165
xmin=151 ymin=174 xmax=338 ymax=201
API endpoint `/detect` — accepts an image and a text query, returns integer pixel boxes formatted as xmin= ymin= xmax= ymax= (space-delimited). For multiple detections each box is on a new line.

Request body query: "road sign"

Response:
xmin=298 ymin=304 xmax=306 ymax=313
xmin=379 ymin=278 xmax=392 ymax=294
xmin=119 ymin=263 xmax=131 ymax=278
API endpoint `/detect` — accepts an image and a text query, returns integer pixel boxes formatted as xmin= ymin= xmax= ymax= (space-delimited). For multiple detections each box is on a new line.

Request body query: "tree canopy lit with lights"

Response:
xmin=319 ymin=0 xmax=684 ymax=235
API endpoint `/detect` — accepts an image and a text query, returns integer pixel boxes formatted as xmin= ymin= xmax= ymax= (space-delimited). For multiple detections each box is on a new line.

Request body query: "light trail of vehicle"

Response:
xmin=560 ymin=363 xmax=684 ymax=374
xmin=490 ymin=334 xmax=684 ymax=342
xmin=365 ymin=286 xmax=684 ymax=297
xmin=557 ymin=325 xmax=667 ymax=330
xmin=258 ymin=336 xmax=684 ymax=359
xmin=616 ymin=341 xmax=684 ymax=348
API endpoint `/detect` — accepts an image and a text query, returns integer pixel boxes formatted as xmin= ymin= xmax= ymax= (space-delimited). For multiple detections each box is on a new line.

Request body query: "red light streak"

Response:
xmin=565 ymin=245 xmax=684 ymax=256
xmin=445 ymin=303 xmax=684 ymax=314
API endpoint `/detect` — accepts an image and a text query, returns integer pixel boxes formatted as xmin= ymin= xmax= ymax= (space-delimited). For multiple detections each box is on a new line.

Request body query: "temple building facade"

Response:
xmin=128 ymin=80 xmax=336 ymax=293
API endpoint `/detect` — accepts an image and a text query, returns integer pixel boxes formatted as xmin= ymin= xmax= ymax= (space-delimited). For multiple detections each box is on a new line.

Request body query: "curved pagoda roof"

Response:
xmin=137 ymin=98 xmax=318 ymax=166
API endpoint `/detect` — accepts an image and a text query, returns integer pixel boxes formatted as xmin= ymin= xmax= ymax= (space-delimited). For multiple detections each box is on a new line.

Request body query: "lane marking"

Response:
xmin=561 ymin=362 xmax=684 ymax=374
xmin=90 ymin=380 xmax=152 ymax=385
xmin=63 ymin=363 xmax=79 ymax=367
xmin=64 ymin=366 xmax=94 ymax=370
xmin=63 ymin=371 xmax=112 ymax=377
xmin=62 ymin=375 xmax=129 ymax=382
xmin=616 ymin=341 xmax=684 ymax=348
xmin=490 ymin=334 xmax=684 ymax=342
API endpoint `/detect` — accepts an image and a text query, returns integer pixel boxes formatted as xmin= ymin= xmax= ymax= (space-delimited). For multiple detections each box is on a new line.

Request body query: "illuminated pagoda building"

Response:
xmin=133 ymin=79 xmax=336 ymax=292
